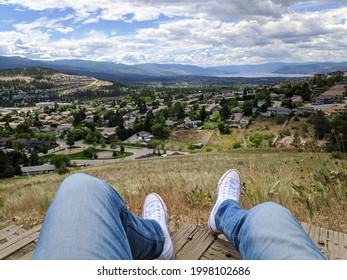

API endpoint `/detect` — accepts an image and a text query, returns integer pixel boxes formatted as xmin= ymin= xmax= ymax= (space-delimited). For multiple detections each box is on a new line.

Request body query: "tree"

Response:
xmin=144 ymin=110 xmax=154 ymax=132
xmin=151 ymin=123 xmax=171 ymax=139
xmin=85 ymin=133 xmax=93 ymax=143
xmin=326 ymin=113 xmax=347 ymax=152
xmin=66 ymin=135 xmax=75 ymax=148
xmin=175 ymin=102 xmax=185 ymax=120
xmin=218 ymin=123 xmax=231 ymax=135
xmin=310 ymin=110 xmax=331 ymax=140
xmin=29 ymin=149 xmax=40 ymax=166
xmin=199 ymin=106 xmax=207 ymax=122
xmin=0 ymin=150 xmax=14 ymax=178
xmin=220 ymin=103 xmax=231 ymax=121
xmin=301 ymin=82 xmax=311 ymax=102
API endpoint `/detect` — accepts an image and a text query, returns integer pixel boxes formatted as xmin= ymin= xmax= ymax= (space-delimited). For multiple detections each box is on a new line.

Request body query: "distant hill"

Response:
xmin=1 ymin=56 xmax=347 ymax=81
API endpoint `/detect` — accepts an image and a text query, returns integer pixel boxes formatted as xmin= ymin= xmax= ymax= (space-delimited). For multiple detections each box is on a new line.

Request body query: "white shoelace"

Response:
xmin=220 ymin=178 xmax=239 ymax=201
xmin=145 ymin=203 xmax=163 ymax=222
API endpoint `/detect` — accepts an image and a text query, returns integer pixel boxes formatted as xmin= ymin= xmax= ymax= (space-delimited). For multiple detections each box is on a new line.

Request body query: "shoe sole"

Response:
xmin=208 ymin=169 xmax=242 ymax=235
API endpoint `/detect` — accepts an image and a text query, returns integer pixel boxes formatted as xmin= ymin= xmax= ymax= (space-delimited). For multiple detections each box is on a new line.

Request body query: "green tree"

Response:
xmin=0 ymin=150 xmax=14 ymax=178
xmin=151 ymin=123 xmax=170 ymax=139
xmin=311 ymin=110 xmax=331 ymax=140
xmin=199 ymin=106 xmax=207 ymax=122
xmin=66 ymin=135 xmax=75 ymax=148
xmin=29 ymin=149 xmax=40 ymax=166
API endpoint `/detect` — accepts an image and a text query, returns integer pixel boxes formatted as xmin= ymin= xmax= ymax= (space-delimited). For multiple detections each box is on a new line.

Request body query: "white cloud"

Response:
xmin=0 ymin=1 xmax=346 ymax=65
xmin=1 ymin=0 xmax=342 ymax=22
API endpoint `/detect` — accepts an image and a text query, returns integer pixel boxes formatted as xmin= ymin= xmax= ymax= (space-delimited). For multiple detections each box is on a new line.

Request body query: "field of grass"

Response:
xmin=0 ymin=150 xmax=346 ymax=236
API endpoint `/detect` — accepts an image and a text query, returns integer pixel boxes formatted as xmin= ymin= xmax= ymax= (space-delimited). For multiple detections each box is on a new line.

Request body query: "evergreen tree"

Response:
xmin=199 ymin=106 xmax=207 ymax=122
xmin=29 ymin=149 xmax=40 ymax=166
xmin=0 ymin=150 xmax=14 ymax=178
xmin=311 ymin=110 xmax=331 ymax=140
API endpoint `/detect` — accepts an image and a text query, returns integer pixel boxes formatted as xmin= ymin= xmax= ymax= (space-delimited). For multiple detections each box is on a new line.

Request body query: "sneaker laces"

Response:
xmin=220 ymin=178 xmax=239 ymax=201
xmin=144 ymin=202 xmax=165 ymax=222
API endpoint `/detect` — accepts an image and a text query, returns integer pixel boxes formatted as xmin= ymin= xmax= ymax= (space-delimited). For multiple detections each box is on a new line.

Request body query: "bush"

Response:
xmin=249 ymin=133 xmax=273 ymax=148
xmin=82 ymin=148 xmax=94 ymax=158
xmin=50 ymin=155 xmax=71 ymax=168
xmin=275 ymin=115 xmax=285 ymax=125
xmin=231 ymin=140 xmax=242 ymax=149
xmin=56 ymin=162 xmax=68 ymax=175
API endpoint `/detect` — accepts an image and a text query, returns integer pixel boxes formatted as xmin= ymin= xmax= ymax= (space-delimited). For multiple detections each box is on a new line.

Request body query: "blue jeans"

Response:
xmin=33 ymin=173 xmax=165 ymax=260
xmin=34 ymin=173 xmax=325 ymax=260
xmin=216 ymin=200 xmax=325 ymax=259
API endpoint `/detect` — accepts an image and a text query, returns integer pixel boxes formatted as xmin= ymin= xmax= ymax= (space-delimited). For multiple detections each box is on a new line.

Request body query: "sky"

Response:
xmin=0 ymin=0 xmax=346 ymax=66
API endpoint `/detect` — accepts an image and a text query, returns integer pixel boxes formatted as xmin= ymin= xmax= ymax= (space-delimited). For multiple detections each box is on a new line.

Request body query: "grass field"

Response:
xmin=0 ymin=150 xmax=346 ymax=235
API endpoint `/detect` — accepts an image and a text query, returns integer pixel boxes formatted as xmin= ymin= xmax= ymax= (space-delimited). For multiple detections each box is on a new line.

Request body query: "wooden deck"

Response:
xmin=1 ymin=222 xmax=346 ymax=260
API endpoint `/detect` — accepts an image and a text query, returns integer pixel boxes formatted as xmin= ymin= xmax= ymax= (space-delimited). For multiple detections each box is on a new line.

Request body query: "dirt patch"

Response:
xmin=170 ymin=130 xmax=213 ymax=144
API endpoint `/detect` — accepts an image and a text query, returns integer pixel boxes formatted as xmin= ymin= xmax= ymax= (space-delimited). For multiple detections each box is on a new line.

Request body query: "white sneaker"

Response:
xmin=208 ymin=169 xmax=242 ymax=235
xmin=142 ymin=193 xmax=174 ymax=260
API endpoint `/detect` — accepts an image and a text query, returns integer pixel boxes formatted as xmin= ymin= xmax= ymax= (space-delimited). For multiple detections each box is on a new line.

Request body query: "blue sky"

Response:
xmin=0 ymin=0 xmax=346 ymax=66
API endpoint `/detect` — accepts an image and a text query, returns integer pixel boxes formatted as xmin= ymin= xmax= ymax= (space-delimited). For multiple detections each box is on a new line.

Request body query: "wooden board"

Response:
xmin=0 ymin=225 xmax=26 ymax=242
xmin=1 ymin=222 xmax=346 ymax=260
xmin=0 ymin=225 xmax=41 ymax=260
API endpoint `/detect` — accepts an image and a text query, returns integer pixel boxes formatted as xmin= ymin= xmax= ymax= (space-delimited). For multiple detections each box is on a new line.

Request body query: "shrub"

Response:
xmin=232 ymin=140 xmax=242 ymax=149
xmin=249 ymin=133 xmax=273 ymax=148
xmin=56 ymin=162 xmax=68 ymax=175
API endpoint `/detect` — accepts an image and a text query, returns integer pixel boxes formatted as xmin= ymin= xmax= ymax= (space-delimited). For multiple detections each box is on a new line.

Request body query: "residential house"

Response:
xmin=296 ymin=106 xmax=316 ymax=116
xmin=313 ymin=84 xmax=345 ymax=104
xmin=101 ymin=127 xmax=117 ymax=140
xmin=206 ymin=104 xmax=221 ymax=114
xmin=323 ymin=105 xmax=347 ymax=117
xmin=291 ymin=95 xmax=303 ymax=106
xmin=267 ymin=107 xmax=292 ymax=116
xmin=21 ymin=164 xmax=56 ymax=176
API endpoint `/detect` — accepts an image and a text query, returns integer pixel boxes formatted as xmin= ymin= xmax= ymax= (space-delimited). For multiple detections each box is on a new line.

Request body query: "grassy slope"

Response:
xmin=0 ymin=150 xmax=346 ymax=234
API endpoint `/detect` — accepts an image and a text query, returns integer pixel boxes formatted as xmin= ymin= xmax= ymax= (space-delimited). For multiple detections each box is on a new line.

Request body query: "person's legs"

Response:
xmin=208 ymin=169 xmax=325 ymax=260
xmin=33 ymin=173 xmax=167 ymax=260
xmin=215 ymin=200 xmax=325 ymax=259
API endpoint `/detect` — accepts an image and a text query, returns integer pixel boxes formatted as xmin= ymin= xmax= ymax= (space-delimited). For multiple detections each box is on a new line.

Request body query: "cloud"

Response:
xmin=1 ymin=0 xmax=342 ymax=22
xmin=0 ymin=1 xmax=346 ymax=65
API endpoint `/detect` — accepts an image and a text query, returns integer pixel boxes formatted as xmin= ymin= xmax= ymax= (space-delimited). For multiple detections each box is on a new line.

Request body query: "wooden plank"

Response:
xmin=0 ymin=225 xmax=41 ymax=260
xmin=339 ymin=231 xmax=347 ymax=260
xmin=172 ymin=224 xmax=198 ymax=256
xmin=201 ymin=238 xmax=241 ymax=260
xmin=0 ymin=225 xmax=26 ymax=241
xmin=175 ymin=227 xmax=215 ymax=260
xmin=0 ymin=224 xmax=17 ymax=236
xmin=318 ymin=227 xmax=329 ymax=258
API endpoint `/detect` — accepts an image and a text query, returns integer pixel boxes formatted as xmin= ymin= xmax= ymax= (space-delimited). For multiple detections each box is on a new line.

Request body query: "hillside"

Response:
xmin=1 ymin=56 xmax=347 ymax=81
xmin=0 ymin=150 xmax=346 ymax=235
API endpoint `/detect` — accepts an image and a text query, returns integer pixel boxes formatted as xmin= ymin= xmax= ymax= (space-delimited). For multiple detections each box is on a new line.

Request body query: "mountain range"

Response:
xmin=1 ymin=56 xmax=347 ymax=81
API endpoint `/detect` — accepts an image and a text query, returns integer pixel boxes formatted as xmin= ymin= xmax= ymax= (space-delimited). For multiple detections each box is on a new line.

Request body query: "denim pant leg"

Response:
xmin=215 ymin=200 xmax=325 ymax=260
xmin=33 ymin=173 xmax=165 ymax=260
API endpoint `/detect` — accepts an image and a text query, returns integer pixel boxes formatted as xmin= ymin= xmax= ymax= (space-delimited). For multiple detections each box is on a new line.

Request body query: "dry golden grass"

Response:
xmin=165 ymin=129 xmax=213 ymax=151
xmin=0 ymin=150 xmax=346 ymax=234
